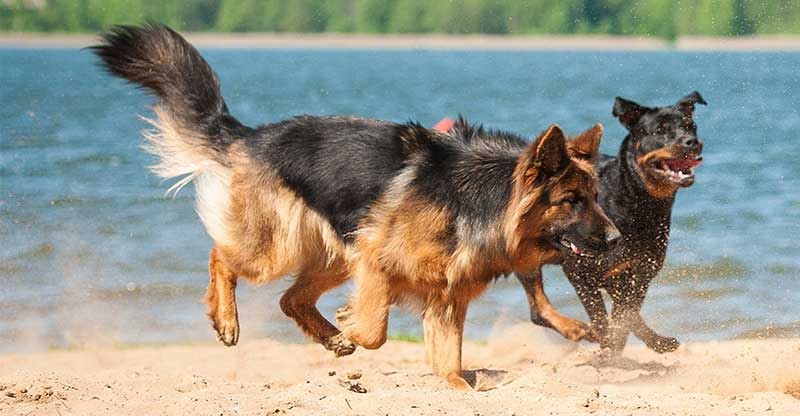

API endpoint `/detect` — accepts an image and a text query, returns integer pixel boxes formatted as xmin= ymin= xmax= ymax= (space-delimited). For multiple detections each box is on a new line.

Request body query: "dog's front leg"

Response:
xmin=605 ymin=284 xmax=676 ymax=353
xmin=517 ymin=269 xmax=591 ymax=342
xmin=571 ymin=282 xmax=609 ymax=344
xmin=605 ymin=291 xmax=650 ymax=352
xmin=336 ymin=261 xmax=391 ymax=350
xmin=424 ymin=302 xmax=470 ymax=390
xmin=423 ymin=310 xmax=436 ymax=366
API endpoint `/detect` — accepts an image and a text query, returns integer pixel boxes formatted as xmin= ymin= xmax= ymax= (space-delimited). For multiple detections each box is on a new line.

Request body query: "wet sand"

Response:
xmin=1 ymin=324 xmax=798 ymax=415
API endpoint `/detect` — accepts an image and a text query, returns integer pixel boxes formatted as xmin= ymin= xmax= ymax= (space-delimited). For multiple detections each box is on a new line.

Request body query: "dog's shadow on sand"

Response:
xmin=463 ymin=369 xmax=508 ymax=391
xmin=575 ymin=353 xmax=680 ymax=383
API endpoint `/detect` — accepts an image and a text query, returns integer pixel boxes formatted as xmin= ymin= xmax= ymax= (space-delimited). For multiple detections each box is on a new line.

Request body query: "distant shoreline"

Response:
xmin=3 ymin=32 xmax=800 ymax=51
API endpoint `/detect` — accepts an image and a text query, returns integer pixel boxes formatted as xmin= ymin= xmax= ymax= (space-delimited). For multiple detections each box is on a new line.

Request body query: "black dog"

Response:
xmin=519 ymin=92 xmax=706 ymax=353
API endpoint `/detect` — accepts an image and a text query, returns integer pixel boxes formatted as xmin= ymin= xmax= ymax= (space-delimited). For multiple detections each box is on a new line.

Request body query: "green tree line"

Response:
xmin=3 ymin=0 xmax=800 ymax=38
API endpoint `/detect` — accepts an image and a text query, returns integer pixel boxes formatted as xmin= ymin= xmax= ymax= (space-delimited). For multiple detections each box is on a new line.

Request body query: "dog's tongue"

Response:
xmin=570 ymin=242 xmax=583 ymax=255
xmin=665 ymin=158 xmax=702 ymax=170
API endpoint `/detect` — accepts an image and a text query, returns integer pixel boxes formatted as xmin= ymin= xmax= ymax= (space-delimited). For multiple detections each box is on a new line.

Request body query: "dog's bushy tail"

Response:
xmin=91 ymin=23 xmax=250 ymax=195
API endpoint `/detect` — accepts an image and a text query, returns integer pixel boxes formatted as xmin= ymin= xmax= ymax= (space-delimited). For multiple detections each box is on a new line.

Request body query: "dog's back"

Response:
xmin=250 ymin=116 xmax=411 ymax=241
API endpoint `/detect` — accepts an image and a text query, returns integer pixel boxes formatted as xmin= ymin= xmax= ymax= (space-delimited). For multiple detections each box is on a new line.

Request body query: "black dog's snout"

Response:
xmin=682 ymin=136 xmax=703 ymax=153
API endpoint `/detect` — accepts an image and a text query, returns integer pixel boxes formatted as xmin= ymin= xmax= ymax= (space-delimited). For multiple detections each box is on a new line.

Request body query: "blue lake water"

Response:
xmin=1 ymin=48 xmax=799 ymax=353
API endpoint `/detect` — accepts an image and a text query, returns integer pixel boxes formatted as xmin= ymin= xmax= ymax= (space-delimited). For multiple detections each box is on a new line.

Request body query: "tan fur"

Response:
xmin=519 ymin=269 xmax=591 ymax=342
xmin=199 ymin=148 xmax=358 ymax=355
xmin=636 ymin=147 xmax=682 ymax=199
xmin=331 ymin=126 xmax=605 ymax=388
xmin=142 ymin=104 xmax=357 ymax=355
xmin=147 ymin=111 xmax=604 ymax=388
xmin=205 ymin=247 xmax=239 ymax=346
xmin=568 ymin=123 xmax=603 ymax=161
xmin=141 ymin=107 xmax=236 ymax=247
xmin=604 ymin=260 xmax=638 ymax=278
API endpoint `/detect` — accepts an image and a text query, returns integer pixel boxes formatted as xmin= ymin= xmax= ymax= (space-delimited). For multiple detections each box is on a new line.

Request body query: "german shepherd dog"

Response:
xmin=517 ymin=93 xmax=706 ymax=353
xmin=92 ymin=24 xmax=620 ymax=388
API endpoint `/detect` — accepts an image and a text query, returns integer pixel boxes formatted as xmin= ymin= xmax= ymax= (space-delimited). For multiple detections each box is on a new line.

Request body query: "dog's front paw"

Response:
xmin=211 ymin=315 xmax=239 ymax=346
xmin=557 ymin=318 xmax=591 ymax=342
xmin=529 ymin=310 xmax=552 ymax=328
xmin=647 ymin=336 xmax=679 ymax=353
xmin=446 ymin=373 xmax=473 ymax=390
xmin=336 ymin=305 xmax=386 ymax=350
xmin=322 ymin=332 xmax=356 ymax=357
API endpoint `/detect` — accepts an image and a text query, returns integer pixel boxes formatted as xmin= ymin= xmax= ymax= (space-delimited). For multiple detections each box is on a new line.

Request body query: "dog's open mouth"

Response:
xmin=650 ymin=157 xmax=703 ymax=185
xmin=560 ymin=237 xmax=595 ymax=258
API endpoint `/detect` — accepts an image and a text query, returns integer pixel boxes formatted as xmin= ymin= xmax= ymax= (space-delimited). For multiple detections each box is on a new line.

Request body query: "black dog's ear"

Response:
xmin=675 ymin=91 xmax=707 ymax=118
xmin=613 ymin=97 xmax=649 ymax=129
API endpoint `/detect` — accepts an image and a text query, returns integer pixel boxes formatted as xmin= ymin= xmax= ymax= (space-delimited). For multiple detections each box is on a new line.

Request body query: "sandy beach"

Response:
xmin=1 ymin=324 xmax=798 ymax=415
xmin=2 ymin=32 xmax=800 ymax=50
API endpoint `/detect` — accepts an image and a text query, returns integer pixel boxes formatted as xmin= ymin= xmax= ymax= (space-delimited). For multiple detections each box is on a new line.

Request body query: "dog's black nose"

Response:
xmin=682 ymin=136 xmax=702 ymax=152
xmin=605 ymin=228 xmax=622 ymax=248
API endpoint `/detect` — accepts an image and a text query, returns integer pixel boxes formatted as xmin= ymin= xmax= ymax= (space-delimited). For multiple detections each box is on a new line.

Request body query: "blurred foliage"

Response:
xmin=2 ymin=0 xmax=800 ymax=37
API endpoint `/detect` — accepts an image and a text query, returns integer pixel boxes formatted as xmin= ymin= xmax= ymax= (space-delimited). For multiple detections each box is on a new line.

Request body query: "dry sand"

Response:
xmin=2 ymin=32 xmax=800 ymax=51
xmin=1 ymin=324 xmax=798 ymax=415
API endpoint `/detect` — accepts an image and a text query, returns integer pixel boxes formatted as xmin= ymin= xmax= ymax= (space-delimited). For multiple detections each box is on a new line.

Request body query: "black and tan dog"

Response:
xmin=92 ymin=24 xmax=620 ymax=388
xmin=518 ymin=92 xmax=706 ymax=353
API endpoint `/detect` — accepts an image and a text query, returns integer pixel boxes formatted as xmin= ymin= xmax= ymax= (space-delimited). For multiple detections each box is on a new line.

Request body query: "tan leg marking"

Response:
xmin=424 ymin=302 xmax=471 ymax=390
xmin=280 ymin=265 xmax=355 ymax=357
xmin=520 ymin=269 xmax=591 ymax=342
xmin=205 ymin=247 xmax=239 ymax=346
xmin=336 ymin=262 xmax=391 ymax=350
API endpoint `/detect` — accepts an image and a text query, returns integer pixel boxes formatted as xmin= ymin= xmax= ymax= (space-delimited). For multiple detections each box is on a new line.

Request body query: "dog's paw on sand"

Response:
xmin=646 ymin=336 xmax=680 ymax=353
xmin=322 ymin=332 xmax=356 ymax=357
xmin=557 ymin=318 xmax=591 ymax=342
xmin=211 ymin=316 xmax=239 ymax=346
xmin=335 ymin=306 xmax=385 ymax=349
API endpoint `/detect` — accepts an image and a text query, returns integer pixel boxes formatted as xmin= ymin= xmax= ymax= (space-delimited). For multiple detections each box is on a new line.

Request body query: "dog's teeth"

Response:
xmin=570 ymin=242 xmax=581 ymax=254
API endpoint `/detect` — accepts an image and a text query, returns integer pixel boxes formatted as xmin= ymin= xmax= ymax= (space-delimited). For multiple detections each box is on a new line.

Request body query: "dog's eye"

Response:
xmin=560 ymin=194 xmax=580 ymax=205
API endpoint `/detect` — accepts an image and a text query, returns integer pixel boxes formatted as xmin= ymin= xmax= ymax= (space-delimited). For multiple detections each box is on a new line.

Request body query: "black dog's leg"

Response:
xmin=605 ymin=302 xmax=635 ymax=351
xmin=605 ymin=280 xmax=678 ymax=353
xmin=630 ymin=313 xmax=679 ymax=353
xmin=572 ymin=283 xmax=608 ymax=344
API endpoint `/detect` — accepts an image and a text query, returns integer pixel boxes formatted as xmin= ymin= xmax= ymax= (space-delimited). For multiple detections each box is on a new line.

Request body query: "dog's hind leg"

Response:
xmin=280 ymin=264 xmax=356 ymax=357
xmin=206 ymin=246 xmax=239 ymax=346
xmin=423 ymin=302 xmax=470 ymax=390
xmin=518 ymin=269 xmax=591 ymax=342
xmin=336 ymin=262 xmax=391 ymax=350
xmin=630 ymin=312 xmax=679 ymax=353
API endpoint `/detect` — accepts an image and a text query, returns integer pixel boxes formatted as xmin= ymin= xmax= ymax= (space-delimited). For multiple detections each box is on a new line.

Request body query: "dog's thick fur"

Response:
xmin=92 ymin=24 xmax=619 ymax=389
xmin=518 ymin=93 xmax=706 ymax=353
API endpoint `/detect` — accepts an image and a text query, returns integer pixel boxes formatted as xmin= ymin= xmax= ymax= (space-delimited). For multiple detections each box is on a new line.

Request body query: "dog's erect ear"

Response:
xmin=568 ymin=123 xmax=603 ymax=161
xmin=613 ymin=97 xmax=649 ymax=129
xmin=518 ymin=125 xmax=569 ymax=187
xmin=534 ymin=124 xmax=569 ymax=176
xmin=675 ymin=91 xmax=707 ymax=118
